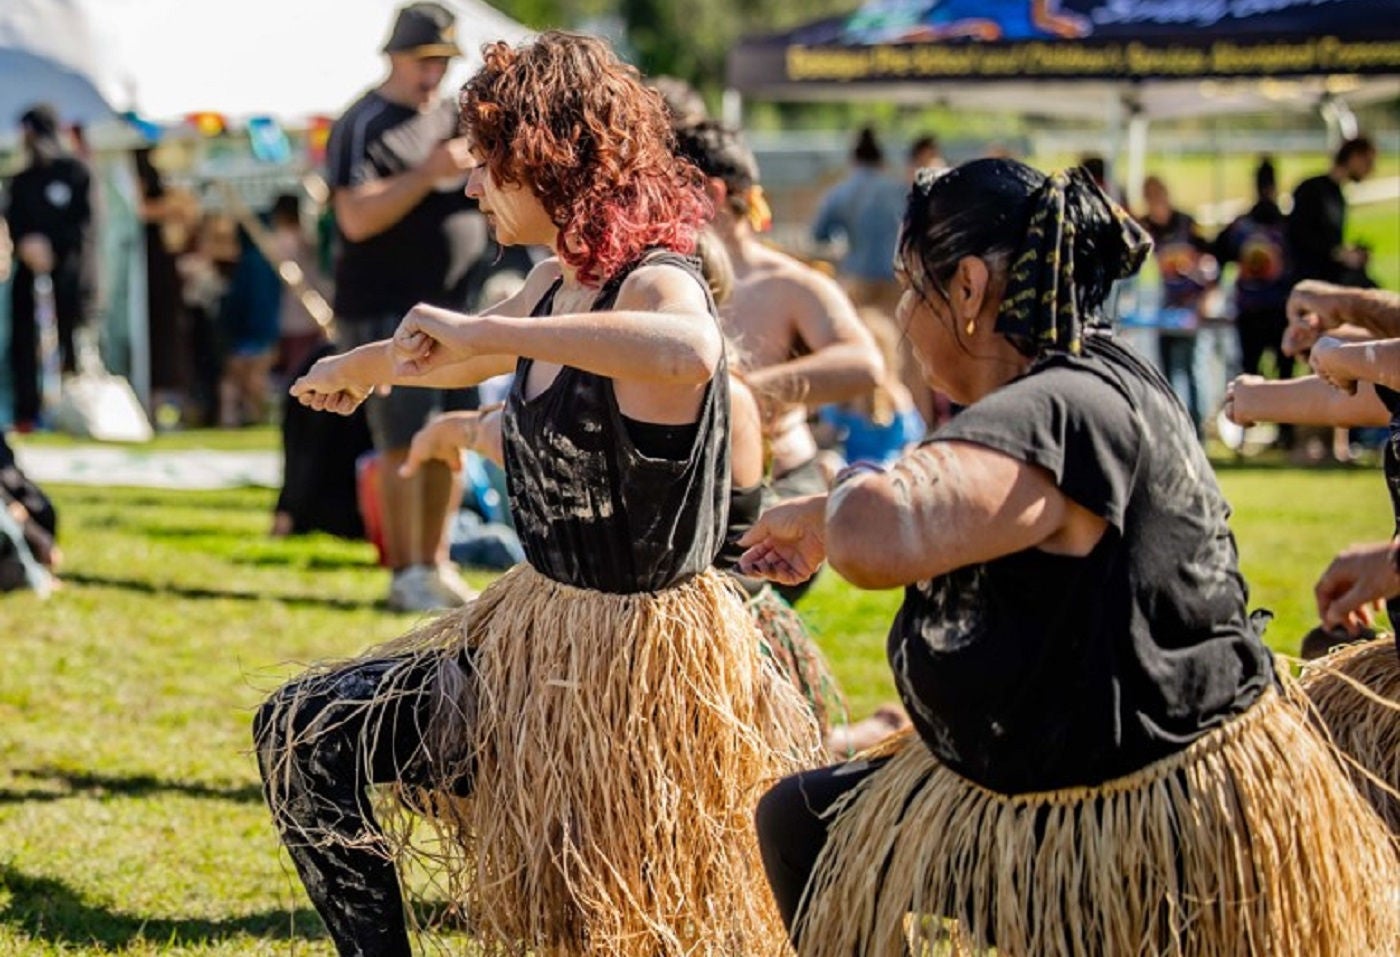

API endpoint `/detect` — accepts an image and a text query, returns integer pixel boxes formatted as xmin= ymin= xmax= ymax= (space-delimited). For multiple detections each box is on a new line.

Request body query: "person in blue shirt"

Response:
xmin=811 ymin=127 xmax=907 ymax=311
xmin=814 ymin=127 xmax=936 ymax=430
xmin=817 ymin=307 xmax=926 ymax=467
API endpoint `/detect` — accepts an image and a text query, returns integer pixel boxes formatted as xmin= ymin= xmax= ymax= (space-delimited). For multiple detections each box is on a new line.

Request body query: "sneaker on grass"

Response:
xmin=388 ymin=564 xmax=455 ymax=613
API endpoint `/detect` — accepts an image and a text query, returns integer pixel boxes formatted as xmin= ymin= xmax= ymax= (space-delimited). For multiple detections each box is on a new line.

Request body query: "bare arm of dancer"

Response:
xmin=739 ymin=442 xmax=1107 ymax=590
xmin=743 ymin=271 xmax=883 ymax=406
xmin=399 ymin=407 xmax=505 ymax=477
xmin=1309 ymin=337 xmax=1400 ymax=394
xmin=1288 ymin=281 xmax=1400 ymax=340
xmin=288 ymin=260 xmax=563 ymax=414
xmin=393 ymin=261 xmax=721 ymax=423
xmin=1315 ymin=540 xmax=1400 ymax=634
xmin=1225 ymin=375 xmax=1390 ymax=428
xmin=333 ymin=138 xmax=475 ymax=242
xmin=729 ymin=376 xmax=766 ymax=488
xmin=1284 ymin=320 xmax=1379 ymax=357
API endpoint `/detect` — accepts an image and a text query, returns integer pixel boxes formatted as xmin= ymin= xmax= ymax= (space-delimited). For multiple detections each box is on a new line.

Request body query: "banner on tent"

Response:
xmin=730 ymin=0 xmax=1400 ymax=86
xmin=779 ymin=37 xmax=1400 ymax=82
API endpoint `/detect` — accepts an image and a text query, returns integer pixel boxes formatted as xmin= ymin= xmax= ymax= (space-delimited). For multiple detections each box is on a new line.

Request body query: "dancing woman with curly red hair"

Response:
xmin=253 ymin=32 xmax=820 ymax=957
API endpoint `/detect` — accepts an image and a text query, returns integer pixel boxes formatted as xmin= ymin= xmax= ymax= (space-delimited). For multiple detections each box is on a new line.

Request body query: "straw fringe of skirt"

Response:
xmin=1299 ymin=636 xmax=1400 ymax=834
xmin=792 ymin=682 xmax=1400 ymax=957
xmin=263 ymin=563 xmax=823 ymax=956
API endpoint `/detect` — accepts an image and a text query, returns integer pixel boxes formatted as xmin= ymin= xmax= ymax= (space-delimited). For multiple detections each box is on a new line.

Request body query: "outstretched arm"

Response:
xmin=288 ymin=259 xmax=562 ymax=413
xmin=1224 ymin=375 xmax=1390 ymax=429
xmin=393 ymin=262 xmax=721 ymax=387
xmin=740 ymin=441 xmax=1106 ymax=590
xmin=820 ymin=442 xmax=1102 ymax=588
xmin=1288 ymin=281 xmax=1400 ymax=340
xmin=1309 ymin=337 xmax=1400 ymax=394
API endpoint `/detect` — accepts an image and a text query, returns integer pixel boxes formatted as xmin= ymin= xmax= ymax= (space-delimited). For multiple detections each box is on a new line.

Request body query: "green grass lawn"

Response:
xmin=0 ymin=433 xmax=1392 ymax=954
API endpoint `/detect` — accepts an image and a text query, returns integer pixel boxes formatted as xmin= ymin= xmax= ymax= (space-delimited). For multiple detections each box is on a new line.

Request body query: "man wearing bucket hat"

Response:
xmin=325 ymin=1 xmax=489 ymax=611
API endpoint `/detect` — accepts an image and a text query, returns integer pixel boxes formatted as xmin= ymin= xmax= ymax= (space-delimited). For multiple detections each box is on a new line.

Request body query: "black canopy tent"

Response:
xmin=726 ymin=0 xmax=1400 ymax=194
xmin=728 ymin=0 xmax=1400 ymax=109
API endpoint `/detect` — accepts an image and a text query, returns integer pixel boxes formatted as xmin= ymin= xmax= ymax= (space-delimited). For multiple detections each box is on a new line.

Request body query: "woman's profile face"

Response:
xmin=895 ymin=260 xmax=964 ymax=400
xmin=466 ymin=162 xmax=555 ymax=248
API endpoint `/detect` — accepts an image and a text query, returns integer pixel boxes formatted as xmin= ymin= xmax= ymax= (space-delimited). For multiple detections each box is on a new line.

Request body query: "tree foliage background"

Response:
xmin=491 ymin=0 xmax=856 ymax=95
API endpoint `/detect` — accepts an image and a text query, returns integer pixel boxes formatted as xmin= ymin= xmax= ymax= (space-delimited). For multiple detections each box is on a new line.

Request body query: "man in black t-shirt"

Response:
xmin=1287 ymin=136 xmax=1377 ymax=287
xmin=3 ymin=104 xmax=96 ymax=431
xmin=325 ymin=2 xmax=488 ymax=611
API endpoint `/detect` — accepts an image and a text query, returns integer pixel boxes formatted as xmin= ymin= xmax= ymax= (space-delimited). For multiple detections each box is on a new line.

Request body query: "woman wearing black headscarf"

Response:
xmin=740 ymin=159 xmax=1399 ymax=956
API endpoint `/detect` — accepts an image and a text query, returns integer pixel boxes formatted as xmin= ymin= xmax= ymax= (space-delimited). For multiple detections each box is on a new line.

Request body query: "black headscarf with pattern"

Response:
xmin=994 ymin=167 xmax=1150 ymax=356
xmin=900 ymin=160 xmax=1151 ymax=359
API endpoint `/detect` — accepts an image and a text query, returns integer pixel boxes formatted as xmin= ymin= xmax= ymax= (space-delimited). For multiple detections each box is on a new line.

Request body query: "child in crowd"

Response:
xmin=817 ymin=307 xmax=926 ymax=471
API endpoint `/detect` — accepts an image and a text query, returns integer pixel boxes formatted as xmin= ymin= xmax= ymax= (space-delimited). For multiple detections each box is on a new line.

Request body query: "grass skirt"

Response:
xmin=1299 ymin=636 xmax=1400 ymax=834
xmin=340 ymin=563 xmax=821 ymax=955
xmin=747 ymin=584 xmax=845 ymax=736
xmin=793 ymin=685 xmax=1400 ymax=957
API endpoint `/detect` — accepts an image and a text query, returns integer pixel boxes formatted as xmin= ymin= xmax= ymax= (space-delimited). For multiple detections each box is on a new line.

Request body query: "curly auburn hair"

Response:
xmin=460 ymin=32 xmax=711 ymax=287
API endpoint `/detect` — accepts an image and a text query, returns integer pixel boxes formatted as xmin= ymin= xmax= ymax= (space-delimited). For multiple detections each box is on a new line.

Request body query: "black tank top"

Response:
xmin=502 ymin=253 xmax=730 ymax=594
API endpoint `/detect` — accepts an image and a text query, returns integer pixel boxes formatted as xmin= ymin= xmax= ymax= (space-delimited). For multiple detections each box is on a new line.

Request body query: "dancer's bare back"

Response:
xmin=724 ymin=242 xmax=881 ymax=475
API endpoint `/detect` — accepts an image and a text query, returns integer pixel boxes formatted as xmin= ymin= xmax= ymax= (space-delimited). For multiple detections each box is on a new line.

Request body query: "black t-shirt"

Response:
xmin=5 ymin=156 xmax=93 ymax=267
xmin=502 ymin=253 xmax=731 ymax=594
xmin=1215 ymin=200 xmax=1290 ymax=314
xmin=889 ymin=335 xmax=1275 ymax=794
xmin=325 ymin=92 xmax=487 ymax=318
xmin=1287 ymin=174 xmax=1345 ymax=283
xmin=1142 ymin=210 xmax=1210 ymax=310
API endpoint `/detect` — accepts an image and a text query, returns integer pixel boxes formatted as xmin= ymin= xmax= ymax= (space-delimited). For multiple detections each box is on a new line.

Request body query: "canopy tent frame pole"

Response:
xmin=1124 ymin=104 xmax=1150 ymax=215
xmin=722 ymin=87 xmax=743 ymax=130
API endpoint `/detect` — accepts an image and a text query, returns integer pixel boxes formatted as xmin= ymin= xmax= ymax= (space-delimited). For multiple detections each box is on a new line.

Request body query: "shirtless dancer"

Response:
xmin=674 ymin=121 xmax=883 ymax=508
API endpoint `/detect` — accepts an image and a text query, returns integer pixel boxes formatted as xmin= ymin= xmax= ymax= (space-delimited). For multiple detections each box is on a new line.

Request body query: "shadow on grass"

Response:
xmin=230 ymin=551 xmax=377 ymax=572
xmin=0 ymin=768 xmax=263 ymax=806
xmin=61 ymin=572 xmax=379 ymax=612
xmin=0 ymin=865 xmax=327 ymax=948
xmin=1209 ymin=454 xmax=1380 ymax=474
xmin=53 ymin=489 xmax=273 ymax=512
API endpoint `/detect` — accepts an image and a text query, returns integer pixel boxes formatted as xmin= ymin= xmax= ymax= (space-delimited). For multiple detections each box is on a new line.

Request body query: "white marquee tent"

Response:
xmin=1 ymin=0 xmax=532 ymax=138
xmin=0 ymin=0 xmax=532 ymax=426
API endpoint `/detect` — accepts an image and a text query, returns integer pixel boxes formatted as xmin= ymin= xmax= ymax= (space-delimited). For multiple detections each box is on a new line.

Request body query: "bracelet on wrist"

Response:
xmin=831 ymin=461 xmax=884 ymax=489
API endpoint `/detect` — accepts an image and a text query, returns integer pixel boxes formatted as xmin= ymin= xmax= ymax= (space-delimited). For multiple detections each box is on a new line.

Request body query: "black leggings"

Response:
xmin=253 ymin=653 xmax=474 ymax=957
xmin=754 ymin=757 xmax=886 ymax=947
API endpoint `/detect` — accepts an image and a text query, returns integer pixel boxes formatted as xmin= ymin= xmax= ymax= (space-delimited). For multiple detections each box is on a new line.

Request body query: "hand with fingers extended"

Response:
xmin=737 ymin=494 xmax=828 ymax=586
xmin=289 ymin=353 xmax=373 ymax=415
xmin=399 ymin=409 xmax=503 ymax=478
xmin=1308 ymin=336 xmax=1357 ymax=394
xmin=392 ymin=303 xmax=481 ymax=378
xmin=1314 ymin=540 xmax=1400 ymax=636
